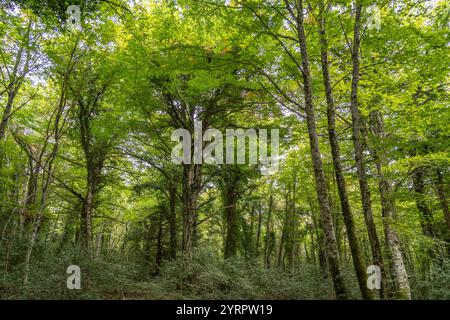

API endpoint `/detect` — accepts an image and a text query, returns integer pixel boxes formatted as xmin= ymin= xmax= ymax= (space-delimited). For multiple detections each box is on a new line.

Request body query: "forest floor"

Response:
xmin=1 ymin=248 xmax=449 ymax=300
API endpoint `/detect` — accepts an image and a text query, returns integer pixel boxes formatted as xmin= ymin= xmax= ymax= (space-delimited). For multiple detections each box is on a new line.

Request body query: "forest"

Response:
xmin=0 ymin=0 xmax=448 ymax=300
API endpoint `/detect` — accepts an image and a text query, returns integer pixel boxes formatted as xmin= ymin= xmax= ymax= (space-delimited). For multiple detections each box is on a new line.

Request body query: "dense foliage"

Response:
xmin=0 ymin=0 xmax=448 ymax=300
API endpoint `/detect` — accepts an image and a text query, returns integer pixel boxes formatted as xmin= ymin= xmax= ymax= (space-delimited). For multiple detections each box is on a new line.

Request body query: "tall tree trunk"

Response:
xmin=169 ymin=182 xmax=177 ymax=259
xmin=435 ymin=170 xmax=450 ymax=230
xmin=412 ymin=168 xmax=435 ymax=237
xmin=370 ymin=111 xmax=411 ymax=299
xmin=224 ymin=186 xmax=238 ymax=259
xmin=256 ymin=200 xmax=262 ymax=258
xmin=155 ymin=211 xmax=163 ymax=274
xmin=291 ymin=181 xmax=297 ymax=269
xmin=278 ymin=187 xmax=289 ymax=268
xmin=264 ymin=192 xmax=274 ymax=267
xmin=308 ymin=197 xmax=327 ymax=272
xmin=80 ymin=179 xmax=95 ymax=250
xmin=182 ymin=163 xmax=202 ymax=258
xmin=248 ymin=203 xmax=256 ymax=258
xmin=21 ymin=157 xmax=38 ymax=231
xmin=286 ymin=181 xmax=296 ymax=270
xmin=318 ymin=1 xmax=372 ymax=300
xmin=350 ymin=0 xmax=387 ymax=298
xmin=76 ymin=97 xmax=108 ymax=252
xmin=79 ymin=156 xmax=104 ymax=251
xmin=295 ymin=0 xmax=347 ymax=299
xmin=23 ymin=213 xmax=42 ymax=285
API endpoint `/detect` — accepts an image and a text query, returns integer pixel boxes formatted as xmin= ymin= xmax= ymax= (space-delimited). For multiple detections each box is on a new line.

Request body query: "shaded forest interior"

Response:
xmin=0 ymin=0 xmax=449 ymax=299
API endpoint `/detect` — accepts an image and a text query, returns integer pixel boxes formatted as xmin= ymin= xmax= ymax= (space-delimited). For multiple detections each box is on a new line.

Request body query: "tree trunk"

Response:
xmin=318 ymin=1 xmax=372 ymax=300
xmin=80 ymin=181 xmax=95 ymax=250
xmin=435 ymin=170 xmax=450 ymax=230
xmin=350 ymin=0 xmax=387 ymax=298
xmin=256 ymin=200 xmax=262 ymax=258
xmin=295 ymin=0 xmax=347 ymax=299
xmin=278 ymin=187 xmax=289 ymax=268
xmin=285 ymin=182 xmax=296 ymax=270
xmin=169 ymin=182 xmax=177 ymax=259
xmin=23 ymin=213 xmax=42 ymax=285
xmin=264 ymin=192 xmax=274 ymax=267
xmin=412 ymin=168 xmax=435 ymax=237
xmin=224 ymin=186 xmax=238 ymax=259
xmin=155 ymin=212 xmax=163 ymax=273
xmin=370 ymin=110 xmax=411 ymax=299
xmin=182 ymin=163 xmax=202 ymax=258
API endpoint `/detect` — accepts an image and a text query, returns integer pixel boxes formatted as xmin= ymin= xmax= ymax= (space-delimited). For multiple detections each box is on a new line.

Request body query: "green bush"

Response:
xmin=152 ymin=248 xmax=341 ymax=299
xmin=6 ymin=247 xmax=444 ymax=300
xmin=429 ymin=259 xmax=450 ymax=300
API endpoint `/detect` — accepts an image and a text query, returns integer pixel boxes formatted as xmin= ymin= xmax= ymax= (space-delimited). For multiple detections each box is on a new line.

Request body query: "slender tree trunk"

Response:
xmin=155 ymin=212 xmax=163 ymax=273
xmin=318 ymin=1 xmax=372 ymax=300
xmin=291 ymin=181 xmax=297 ymax=269
xmin=370 ymin=111 xmax=411 ymax=299
xmin=95 ymin=224 xmax=104 ymax=258
xmin=435 ymin=170 xmax=450 ymax=230
xmin=412 ymin=168 xmax=435 ymax=237
xmin=169 ymin=182 xmax=177 ymax=259
xmin=308 ymin=225 xmax=315 ymax=265
xmin=248 ymin=204 xmax=256 ymax=258
xmin=256 ymin=200 xmax=262 ymax=258
xmin=278 ymin=187 xmax=289 ymax=268
xmin=224 ymin=187 xmax=238 ymax=259
xmin=350 ymin=0 xmax=387 ymax=298
xmin=308 ymin=197 xmax=327 ymax=271
xmin=23 ymin=213 xmax=42 ymax=285
xmin=264 ymin=192 xmax=274 ymax=267
xmin=286 ymin=182 xmax=296 ymax=270
xmin=295 ymin=0 xmax=347 ymax=299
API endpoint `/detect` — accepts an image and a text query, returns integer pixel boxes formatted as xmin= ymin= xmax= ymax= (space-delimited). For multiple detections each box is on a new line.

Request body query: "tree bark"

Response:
xmin=182 ymin=163 xmax=202 ymax=258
